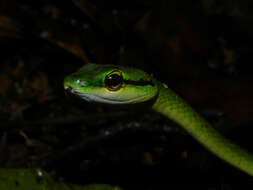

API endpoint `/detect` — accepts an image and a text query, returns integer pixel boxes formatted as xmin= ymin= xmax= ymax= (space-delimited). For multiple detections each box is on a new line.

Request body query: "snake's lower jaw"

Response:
xmin=64 ymin=85 xmax=70 ymax=90
xmin=64 ymin=85 xmax=77 ymax=94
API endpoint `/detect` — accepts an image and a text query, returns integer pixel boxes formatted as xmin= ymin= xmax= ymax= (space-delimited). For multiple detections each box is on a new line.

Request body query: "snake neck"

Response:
xmin=152 ymin=82 xmax=209 ymax=137
xmin=152 ymin=83 xmax=253 ymax=176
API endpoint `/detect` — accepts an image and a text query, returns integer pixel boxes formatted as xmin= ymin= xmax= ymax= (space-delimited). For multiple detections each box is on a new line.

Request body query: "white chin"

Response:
xmin=79 ymin=93 xmax=147 ymax=104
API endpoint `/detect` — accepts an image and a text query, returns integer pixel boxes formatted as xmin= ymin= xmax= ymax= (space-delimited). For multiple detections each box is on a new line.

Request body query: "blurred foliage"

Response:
xmin=0 ymin=168 xmax=122 ymax=190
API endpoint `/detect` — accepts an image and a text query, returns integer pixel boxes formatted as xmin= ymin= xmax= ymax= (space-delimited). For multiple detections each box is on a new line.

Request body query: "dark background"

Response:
xmin=1 ymin=0 xmax=253 ymax=189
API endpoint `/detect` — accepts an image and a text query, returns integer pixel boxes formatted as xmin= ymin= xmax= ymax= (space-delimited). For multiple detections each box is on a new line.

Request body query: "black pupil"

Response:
xmin=105 ymin=73 xmax=122 ymax=87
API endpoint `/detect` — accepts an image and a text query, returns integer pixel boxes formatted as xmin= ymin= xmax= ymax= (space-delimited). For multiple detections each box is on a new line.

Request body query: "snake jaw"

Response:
xmin=64 ymin=85 xmax=77 ymax=94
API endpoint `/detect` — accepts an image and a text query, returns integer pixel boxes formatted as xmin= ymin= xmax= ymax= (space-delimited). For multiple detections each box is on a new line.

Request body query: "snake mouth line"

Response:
xmin=64 ymin=85 xmax=152 ymax=104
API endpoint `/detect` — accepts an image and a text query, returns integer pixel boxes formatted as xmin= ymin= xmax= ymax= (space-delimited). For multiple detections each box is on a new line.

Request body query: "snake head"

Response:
xmin=64 ymin=63 xmax=159 ymax=104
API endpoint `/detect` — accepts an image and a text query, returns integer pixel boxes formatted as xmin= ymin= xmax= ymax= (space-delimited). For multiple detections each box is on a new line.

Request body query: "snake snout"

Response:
xmin=64 ymin=85 xmax=76 ymax=94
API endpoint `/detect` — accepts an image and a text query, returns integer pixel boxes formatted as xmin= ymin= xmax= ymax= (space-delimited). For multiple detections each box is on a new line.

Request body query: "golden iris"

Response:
xmin=104 ymin=70 xmax=123 ymax=91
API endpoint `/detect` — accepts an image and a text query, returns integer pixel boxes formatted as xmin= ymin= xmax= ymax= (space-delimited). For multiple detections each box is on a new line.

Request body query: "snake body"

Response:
xmin=64 ymin=63 xmax=253 ymax=176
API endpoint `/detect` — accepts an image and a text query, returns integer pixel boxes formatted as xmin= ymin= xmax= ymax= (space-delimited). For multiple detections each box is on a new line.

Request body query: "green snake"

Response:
xmin=64 ymin=63 xmax=253 ymax=176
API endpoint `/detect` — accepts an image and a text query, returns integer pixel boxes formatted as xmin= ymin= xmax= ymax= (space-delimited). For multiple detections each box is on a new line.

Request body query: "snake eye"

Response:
xmin=104 ymin=70 xmax=123 ymax=91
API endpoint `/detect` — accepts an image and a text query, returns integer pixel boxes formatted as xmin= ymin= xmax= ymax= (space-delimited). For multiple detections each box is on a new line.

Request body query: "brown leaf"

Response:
xmin=0 ymin=15 xmax=23 ymax=38
xmin=0 ymin=74 xmax=11 ymax=96
xmin=22 ymin=72 xmax=55 ymax=102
